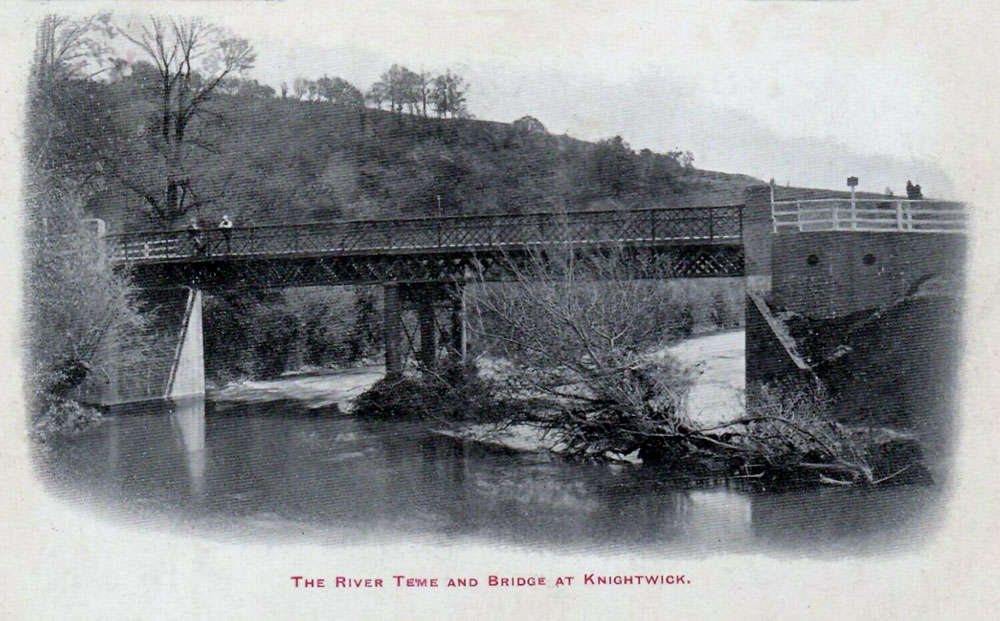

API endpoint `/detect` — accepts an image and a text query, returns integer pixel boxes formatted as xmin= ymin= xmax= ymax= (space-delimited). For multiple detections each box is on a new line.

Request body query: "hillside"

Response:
xmin=41 ymin=79 xmax=761 ymax=231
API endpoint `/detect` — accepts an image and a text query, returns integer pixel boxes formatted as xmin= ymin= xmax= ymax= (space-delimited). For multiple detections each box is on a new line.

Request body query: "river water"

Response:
xmin=37 ymin=383 xmax=942 ymax=558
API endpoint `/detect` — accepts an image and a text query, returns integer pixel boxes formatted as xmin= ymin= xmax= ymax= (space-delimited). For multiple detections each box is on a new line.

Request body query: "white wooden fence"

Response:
xmin=771 ymin=198 xmax=966 ymax=234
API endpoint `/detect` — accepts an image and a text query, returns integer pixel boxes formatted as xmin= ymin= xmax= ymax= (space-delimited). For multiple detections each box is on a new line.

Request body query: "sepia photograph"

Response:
xmin=3 ymin=0 xmax=999 ymax=618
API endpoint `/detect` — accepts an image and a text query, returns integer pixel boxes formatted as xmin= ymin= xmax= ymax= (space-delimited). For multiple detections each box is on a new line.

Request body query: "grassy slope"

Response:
xmin=79 ymin=87 xmax=761 ymax=229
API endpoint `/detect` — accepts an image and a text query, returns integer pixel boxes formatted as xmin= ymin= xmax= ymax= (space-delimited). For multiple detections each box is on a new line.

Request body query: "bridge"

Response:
xmin=83 ymin=190 xmax=966 ymax=408
xmin=94 ymin=205 xmax=745 ymax=401
xmin=107 ymin=205 xmax=746 ymax=289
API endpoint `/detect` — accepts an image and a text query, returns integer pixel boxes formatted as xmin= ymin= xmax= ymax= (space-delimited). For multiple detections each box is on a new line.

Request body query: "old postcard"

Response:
xmin=3 ymin=0 xmax=999 ymax=618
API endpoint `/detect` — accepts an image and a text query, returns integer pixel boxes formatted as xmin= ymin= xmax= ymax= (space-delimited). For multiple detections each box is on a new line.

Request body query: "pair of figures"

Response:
xmin=905 ymin=180 xmax=923 ymax=200
xmin=187 ymin=215 xmax=234 ymax=254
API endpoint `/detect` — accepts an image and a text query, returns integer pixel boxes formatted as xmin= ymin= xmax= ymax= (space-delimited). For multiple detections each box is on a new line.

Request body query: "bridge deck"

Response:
xmin=108 ymin=206 xmax=744 ymax=263
xmin=108 ymin=206 xmax=746 ymax=288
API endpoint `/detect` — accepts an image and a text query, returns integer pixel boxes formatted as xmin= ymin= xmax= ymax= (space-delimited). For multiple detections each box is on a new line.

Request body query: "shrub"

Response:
xmin=31 ymin=395 xmax=103 ymax=440
xmin=352 ymin=360 xmax=516 ymax=424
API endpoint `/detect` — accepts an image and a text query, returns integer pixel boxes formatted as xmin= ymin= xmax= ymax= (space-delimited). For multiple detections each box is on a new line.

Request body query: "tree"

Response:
xmin=280 ymin=81 xmax=288 ymax=99
xmin=373 ymin=64 xmax=422 ymax=114
xmin=666 ymin=149 xmax=694 ymax=168
xmin=467 ymin=247 xmax=693 ymax=459
xmin=365 ymin=83 xmax=386 ymax=110
xmin=398 ymin=66 xmax=421 ymax=115
xmin=432 ymin=70 xmax=468 ymax=118
xmin=376 ymin=64 xmax=404 ymax=113
xmin=22 ymin=171 xmax=162 ymax=412
xmin=591 ymin=136 xmax=638 ymax=199
xmin=512 ymin=115 xmax=547 ymax=135
xmin=29 ymin=15 xmax=117 ymax=180
xmin=316 ymin=75 xmax=334 ymax=101
xmin=416 ymin=70 xmax=433 ymax=117
xmin=236 ymin=79 xmax=276 ymax=99
xmin=115 ymin=17 xmax=256 ymax=223
xmin=32 ymin=14 xmax=114 ymax=88
xmin=292 ymin=76 xmax=309 ymax=100
xmin=317 ymin=75 xmax=364 ymax=107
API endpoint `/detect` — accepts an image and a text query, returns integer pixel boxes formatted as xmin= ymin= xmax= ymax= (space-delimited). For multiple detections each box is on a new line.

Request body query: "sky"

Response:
xmin=22 ymin=0 xmax=997 ymax=198
xmin=223 ymin=0 xmax=965 ymax=197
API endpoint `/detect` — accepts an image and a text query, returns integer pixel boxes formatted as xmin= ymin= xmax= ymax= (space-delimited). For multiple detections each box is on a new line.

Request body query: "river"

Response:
xmin=35 ymin=332 xmax=943 ymax=557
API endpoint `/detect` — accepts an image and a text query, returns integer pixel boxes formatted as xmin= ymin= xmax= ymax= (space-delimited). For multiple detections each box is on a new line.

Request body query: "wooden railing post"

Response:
xmin=708 ymin=206 xmax=714 ymax=241
xmin=650 ymin=209 xmax=657 ymax=241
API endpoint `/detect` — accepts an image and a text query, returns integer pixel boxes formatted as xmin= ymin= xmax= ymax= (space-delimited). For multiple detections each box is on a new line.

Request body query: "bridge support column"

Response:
xmin=165 ymin=288 xmax=205 ymax=400
xmin=384 ymin=284 xmax=403 ymax=379
xmin=81 ymin=287 xmax=205 ymax=405
xmin=450 ymin=286 xmax=467 ymax=362
xmin=418 ymin=300 xmax=437 ymax=370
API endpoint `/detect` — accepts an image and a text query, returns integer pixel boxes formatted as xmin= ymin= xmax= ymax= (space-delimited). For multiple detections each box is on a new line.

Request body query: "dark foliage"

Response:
xmin=39 ymin=77 xmax=732 ymax=231
xmin=352 ymin=361 xmax=517 ymax=424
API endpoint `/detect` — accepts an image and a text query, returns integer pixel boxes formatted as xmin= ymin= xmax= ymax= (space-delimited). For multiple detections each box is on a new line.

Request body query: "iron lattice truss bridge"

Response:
xmin=108 ymin=206 xmax=746 ymax=290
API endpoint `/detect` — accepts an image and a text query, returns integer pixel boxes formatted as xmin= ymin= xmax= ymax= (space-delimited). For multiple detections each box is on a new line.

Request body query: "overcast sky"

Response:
xmin=36 ymin=0 xmax=996 ymax=198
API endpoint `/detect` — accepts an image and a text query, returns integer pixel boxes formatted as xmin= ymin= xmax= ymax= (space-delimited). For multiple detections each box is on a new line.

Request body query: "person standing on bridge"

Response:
xmin=187 ymin=217 xmax=205 ymax=256
xmin=218 ymin=214 xmax=233 ymax=253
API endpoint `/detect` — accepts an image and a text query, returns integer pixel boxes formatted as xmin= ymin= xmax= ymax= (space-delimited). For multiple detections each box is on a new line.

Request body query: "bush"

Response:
xmin=352 ymin=361 xmax=516 ymax=424
xmin=31 ymin=395 xmax=103 ymax=440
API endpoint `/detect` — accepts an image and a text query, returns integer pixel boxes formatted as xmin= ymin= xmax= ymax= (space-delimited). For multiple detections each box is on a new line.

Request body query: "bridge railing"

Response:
xmin=771 ymin=198 xmax=966 ymax=234
xmin=107 ymin=205 xmax=744 ymax=262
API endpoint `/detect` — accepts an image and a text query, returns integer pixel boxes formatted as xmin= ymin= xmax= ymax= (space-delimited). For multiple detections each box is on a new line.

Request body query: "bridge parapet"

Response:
xmin=105 ymin=205 xmax=744 ymax=264
xmin=771 ymin=197 xmax=966 ymax=234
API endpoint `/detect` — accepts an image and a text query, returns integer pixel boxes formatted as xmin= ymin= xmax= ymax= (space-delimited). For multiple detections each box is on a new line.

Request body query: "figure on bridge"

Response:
xmin=187 ymin=217 xmax=205 ymax=256
xmin=219 ymin=215 xmax=233 ymax=253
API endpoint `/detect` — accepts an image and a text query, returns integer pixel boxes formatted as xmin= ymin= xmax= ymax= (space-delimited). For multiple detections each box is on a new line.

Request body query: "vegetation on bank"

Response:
xmin=21 ymin=171 xmax=152 ymax=438
xmin=353 ymin=249 xmax=930 ymax=488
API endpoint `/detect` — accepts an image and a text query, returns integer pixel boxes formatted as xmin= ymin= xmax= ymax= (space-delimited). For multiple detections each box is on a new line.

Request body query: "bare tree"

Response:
xmin=115 ymin=17 xmax=256 ymax=222
xmin=468 ymin=246 xmax=693 ymax=458
xmin=32 ymin=14 xmax=114 ymax=88
xmin=466 ymin=247 xmax=885 ymax=481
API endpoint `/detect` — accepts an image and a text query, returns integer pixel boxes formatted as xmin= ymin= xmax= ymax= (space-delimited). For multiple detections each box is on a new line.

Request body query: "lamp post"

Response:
xmin=847 ymin=176 xmax=858 ymax=230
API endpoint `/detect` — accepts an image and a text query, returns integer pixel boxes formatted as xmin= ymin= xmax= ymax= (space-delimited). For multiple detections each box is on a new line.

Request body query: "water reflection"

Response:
xmin=168 ymin=397 xmax=206 ymax=500
xmin=38 ymin=400 xmax=938 ymax=555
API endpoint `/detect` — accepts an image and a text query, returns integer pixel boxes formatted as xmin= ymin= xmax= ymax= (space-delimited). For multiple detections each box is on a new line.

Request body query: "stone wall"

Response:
xmin=769 ymin=231 xmax=965 ymax=318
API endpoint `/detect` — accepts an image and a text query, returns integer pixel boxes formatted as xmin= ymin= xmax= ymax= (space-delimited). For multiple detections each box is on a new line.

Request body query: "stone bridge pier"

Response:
xmin=741 ymin=184 xmax=966 ymax=454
